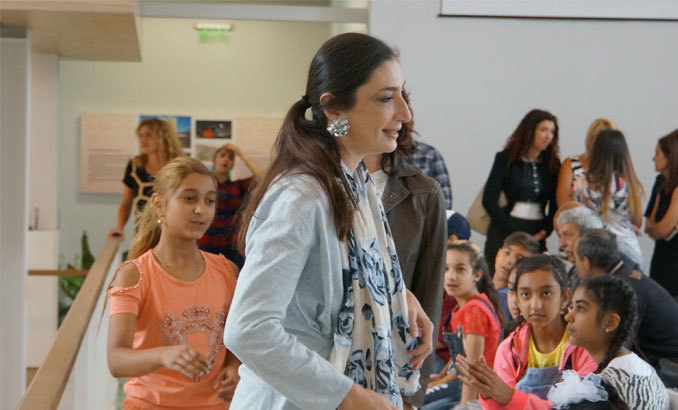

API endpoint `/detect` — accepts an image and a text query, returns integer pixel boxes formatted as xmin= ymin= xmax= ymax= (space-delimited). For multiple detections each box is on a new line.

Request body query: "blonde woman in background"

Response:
xmin=108 ymin=118 xmax=184 ymax=240
xmin=556 ymin=118 xmax=616 ymax=207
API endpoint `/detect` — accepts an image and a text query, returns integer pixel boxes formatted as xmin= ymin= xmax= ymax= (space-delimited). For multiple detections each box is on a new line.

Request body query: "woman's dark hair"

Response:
xmin=577 ymin=275 xmax=637 ymax=374
xmin=658 ymin=129 xmax=678 ymax=196
xmin=447 ymin=241 xmax=507 ymax=327
xmin=237 ymin=33 xmax=398 ymax=250
xmin=512 ymin=254 xmax=568 ymax=325
xmin=587 ymin=129 xmax=644 ymax=222
xmin=379 ymin=90 xmax=416 ymax=175
xmin=504 ymin=109 xmax=561 ymax=174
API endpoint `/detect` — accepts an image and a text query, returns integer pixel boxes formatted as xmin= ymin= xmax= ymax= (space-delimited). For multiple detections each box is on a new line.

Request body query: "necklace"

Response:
xmin=153 ymin=249 xmax=204 ymax=280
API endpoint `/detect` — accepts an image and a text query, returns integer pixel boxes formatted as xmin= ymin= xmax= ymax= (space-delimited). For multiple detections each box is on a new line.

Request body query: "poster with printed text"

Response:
xmin=232 ymin=117 xmax=282 ymax=180
xmin=80 ymin=113 xmax=138 ymax=193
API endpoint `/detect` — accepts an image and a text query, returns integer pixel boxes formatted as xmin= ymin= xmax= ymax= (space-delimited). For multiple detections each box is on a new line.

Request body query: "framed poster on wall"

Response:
xmin=80 ymin=113 xmax=137 ymax=194
xmin=440 ymin=0 xmax=678 ymax=20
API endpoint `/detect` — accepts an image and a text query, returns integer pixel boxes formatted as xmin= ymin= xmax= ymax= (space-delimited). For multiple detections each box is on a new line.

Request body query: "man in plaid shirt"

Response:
xmin=405 ymin=140 xmax=452 ymax=209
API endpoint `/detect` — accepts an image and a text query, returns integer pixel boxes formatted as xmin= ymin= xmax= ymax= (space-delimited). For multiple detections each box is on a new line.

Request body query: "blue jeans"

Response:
xmin=422 ymin=380 xmax=462 ymax=410
xmin=515 ymin=365 xmax=560 ymax=399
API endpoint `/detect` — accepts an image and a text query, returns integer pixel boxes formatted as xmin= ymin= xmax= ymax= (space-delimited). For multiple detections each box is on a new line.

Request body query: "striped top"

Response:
xmin=600 ymin=352 xmax=669 ymax=410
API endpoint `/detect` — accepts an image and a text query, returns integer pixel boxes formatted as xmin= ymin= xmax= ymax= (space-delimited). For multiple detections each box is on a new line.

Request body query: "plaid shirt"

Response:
xmin=198 ymin=177 xmax=252 ymax=267
xmin=405 ymin=140 xmax=452 ymax=209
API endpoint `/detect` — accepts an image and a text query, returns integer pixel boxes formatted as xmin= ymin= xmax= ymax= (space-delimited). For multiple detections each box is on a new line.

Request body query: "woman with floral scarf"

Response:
xmin=223 ymin=33 xmax=434 ymax=410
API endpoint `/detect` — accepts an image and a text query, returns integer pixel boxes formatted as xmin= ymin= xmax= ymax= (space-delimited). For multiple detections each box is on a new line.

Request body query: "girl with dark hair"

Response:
xmin=560 ymin=275 xmax=668 ymax=409
xmin=455 ymin=254 xmax=596 ymax=409
xmin=645 ymin=130 xmax=678 ymax=297
xmin=573 ymin=129 xmax=644 ymax=266
xmin=223 ymin=33 xmax=433 ymax=410
xmin=483 ymin=110 xmax=561 ymax=276
xmin=423 ymin=242 xmax=504 ymax=409
xmin=363 ymin=96 xmax=447 ymax=407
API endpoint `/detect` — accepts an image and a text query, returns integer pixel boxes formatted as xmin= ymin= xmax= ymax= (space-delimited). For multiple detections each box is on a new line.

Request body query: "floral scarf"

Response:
xmin=330 ymin=162 xmax=420 ymax=407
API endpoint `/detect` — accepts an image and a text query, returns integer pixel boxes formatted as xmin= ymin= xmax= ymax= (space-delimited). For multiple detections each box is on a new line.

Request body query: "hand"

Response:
xmin=632 ymin=224 xmax=642 ymax=237
xmin=532 ymin=230 xmax=546 ymax=240
xmin=338 ymin=384 xmax=397 ymax=410
xmin=492 ymin=269 xmax=509 ymax=290
xmin=455 ymin=355 xmax=514 ymax=405
xmin=405 ymin=289 xmax=434 ymax=370
xmin=429 ymin=371 xmax=444 ymax=383
xmin=427 ymin=377 xmax=445 ymax=390
xmin=224 ymin=143 xmax=241 ymax=156
xmin=159 ymin=344 xmax=209 ymax=380
xmin=427 ymin=369 xmax=457 ymax=390
xmin=215 ymin=363 xmax=240 ymax=402
xmin=107 ymin=228 xmax=124 ymax=240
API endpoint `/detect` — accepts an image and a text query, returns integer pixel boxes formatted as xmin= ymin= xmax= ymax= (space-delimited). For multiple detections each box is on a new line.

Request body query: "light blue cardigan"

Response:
xmin=223 ymin=174 xmax=354 ymax=410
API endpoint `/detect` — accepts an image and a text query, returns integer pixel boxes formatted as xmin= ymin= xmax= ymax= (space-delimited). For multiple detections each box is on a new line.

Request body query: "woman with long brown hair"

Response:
xmin=572 ymin=129 xmax=644 ymax=266
xmin=556 ymin=118 xmax=617 ymax=206
xmin=645 ymin=130 xmax=678 ymax=297
xmin=482 ymin=109 xmax=561 ymax=278
xmin=223 ymin=33 xmax=433 ymax=410
xmin=108 ymin=118 xmax=184 ymax=239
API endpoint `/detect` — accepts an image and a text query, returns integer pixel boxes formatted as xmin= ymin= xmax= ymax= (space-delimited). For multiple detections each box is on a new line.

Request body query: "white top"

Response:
xmin=606 ymin=352 xmax=654 ymax=376
xmin=371 ymin=169 xmax=389 ymax=199
xmin=601 ymin=352 xmax=669 ymax=410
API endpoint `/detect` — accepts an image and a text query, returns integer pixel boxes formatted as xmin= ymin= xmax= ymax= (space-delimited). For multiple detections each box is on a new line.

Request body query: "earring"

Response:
xmin=157 ymin=215 xmax=164 ymax=225
xmin=327 ymin=117 xmax=350 ymax=137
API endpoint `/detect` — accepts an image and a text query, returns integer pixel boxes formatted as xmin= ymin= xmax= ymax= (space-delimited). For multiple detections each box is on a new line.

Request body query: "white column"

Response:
xmin=0 ymin=26 xmax=31 ymax=409
xmin=29 ymin=51 xmax=59 ymax=232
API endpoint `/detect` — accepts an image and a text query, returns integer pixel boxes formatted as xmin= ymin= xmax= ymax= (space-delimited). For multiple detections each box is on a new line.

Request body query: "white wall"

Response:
xmin=30 ymin=52 xmax=60 ymax=231
xmin=370 ymin=0 xmax=678 ymax=269
xmin=0 ymin=33 xmax=31 ymax=409
xmin=58 ymin=17 xmax=331 ymax=262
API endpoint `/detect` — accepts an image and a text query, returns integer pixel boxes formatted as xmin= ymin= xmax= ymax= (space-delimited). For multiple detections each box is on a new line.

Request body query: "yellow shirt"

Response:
xmin=528 ymin=330 xmax=568 ymax=369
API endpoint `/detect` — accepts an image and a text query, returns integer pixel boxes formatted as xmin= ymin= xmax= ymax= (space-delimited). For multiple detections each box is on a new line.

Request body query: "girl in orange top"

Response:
xmin=107 ymin=157 xmax=239 ymax=410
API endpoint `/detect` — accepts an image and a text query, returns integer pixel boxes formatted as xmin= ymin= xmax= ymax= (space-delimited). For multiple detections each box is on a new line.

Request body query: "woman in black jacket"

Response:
xmin=483 ymin=109 xmax=561 ymax=277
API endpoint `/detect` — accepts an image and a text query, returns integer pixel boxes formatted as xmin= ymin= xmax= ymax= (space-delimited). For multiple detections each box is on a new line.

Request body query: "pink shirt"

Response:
xmin=109 ymin=250 xmax=237 ymax=409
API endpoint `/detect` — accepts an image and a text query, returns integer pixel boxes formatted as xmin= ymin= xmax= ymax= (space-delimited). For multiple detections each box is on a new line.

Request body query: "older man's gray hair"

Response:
xmin=556 ymin=206 xmax=604 ymax=234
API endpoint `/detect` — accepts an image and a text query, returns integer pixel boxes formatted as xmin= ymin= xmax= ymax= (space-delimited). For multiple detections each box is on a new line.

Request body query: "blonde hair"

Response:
xmin=136 ymin=118 xmax=185 ymax=164
xmin=585 ymin=118 xmax=617 ymax=157
xmin=128 ymin=157 xmax=215 ymax=259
